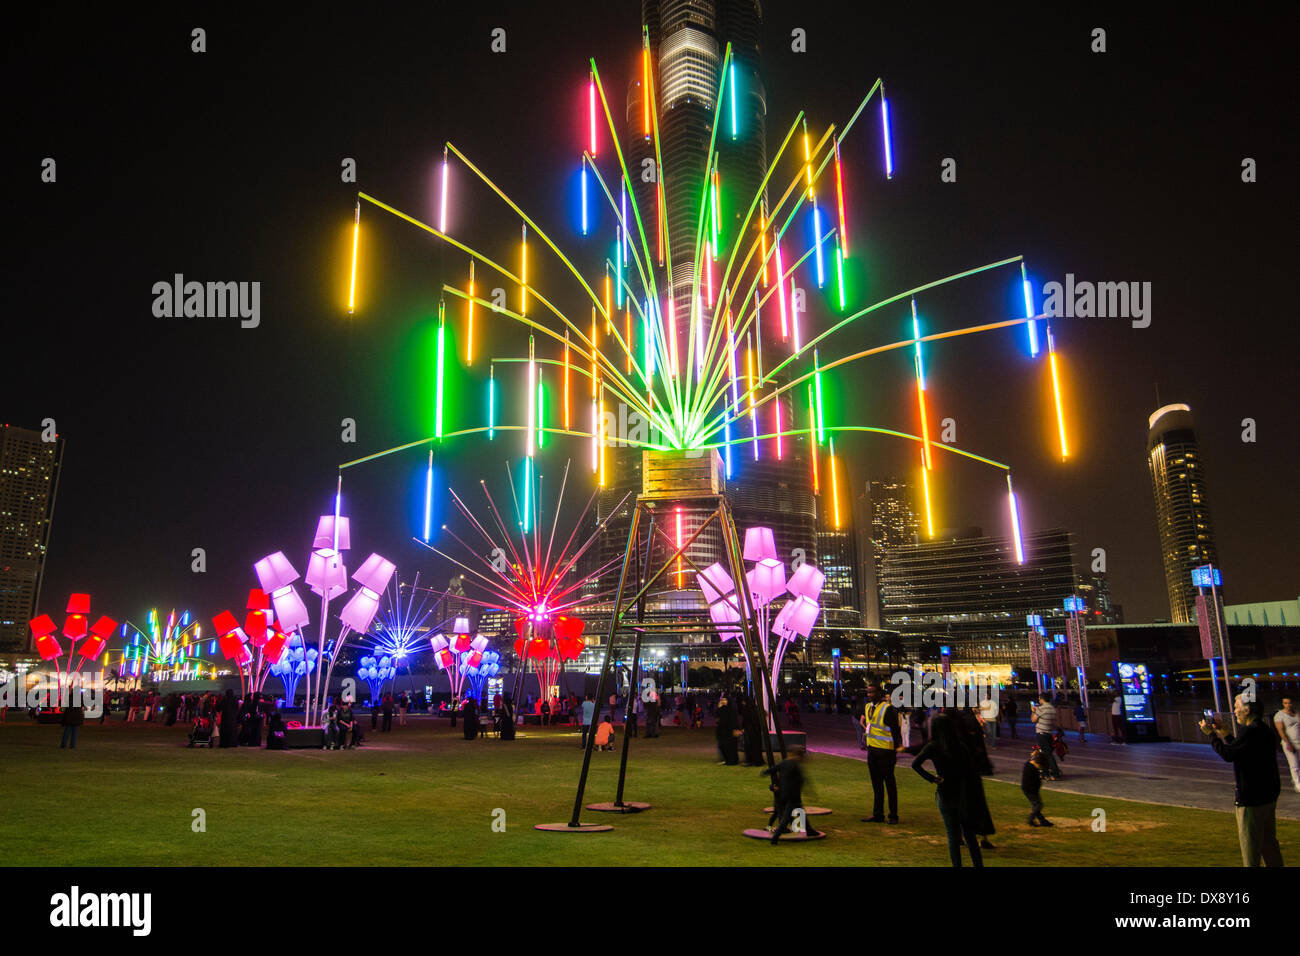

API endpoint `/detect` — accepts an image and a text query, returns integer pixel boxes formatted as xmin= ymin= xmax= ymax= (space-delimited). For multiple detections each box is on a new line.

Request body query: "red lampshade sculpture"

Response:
xmin=29 ymin=593 xmax=118 ymax=693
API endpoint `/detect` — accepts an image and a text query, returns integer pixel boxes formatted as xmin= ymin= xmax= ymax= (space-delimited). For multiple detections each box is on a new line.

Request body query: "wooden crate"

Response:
xmin=641 ymin=449 xmax=725 ymax=499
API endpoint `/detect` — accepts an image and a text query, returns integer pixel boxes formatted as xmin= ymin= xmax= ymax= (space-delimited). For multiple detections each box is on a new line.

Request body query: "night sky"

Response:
xmin=8 ymin=3 xmax=1298 ymax=631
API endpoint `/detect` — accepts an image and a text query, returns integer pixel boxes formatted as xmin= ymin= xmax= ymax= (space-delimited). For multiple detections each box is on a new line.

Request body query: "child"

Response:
xmin=1021 ymin=751 xmax=1053 ymax=827
xmin=595 ymin=714 xmax=615 ymax=751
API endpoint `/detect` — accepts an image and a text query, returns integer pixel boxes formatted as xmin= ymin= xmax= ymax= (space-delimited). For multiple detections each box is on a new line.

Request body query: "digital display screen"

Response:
xmin=1116 ymin=661 xmax=1154 ymax=722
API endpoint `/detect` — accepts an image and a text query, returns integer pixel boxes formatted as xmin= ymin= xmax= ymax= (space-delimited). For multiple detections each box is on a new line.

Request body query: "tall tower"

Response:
xmin=592 ymin=0 xmax=822 ymax=623
xmin=0 ymin=424 xmax=64 ymax=653
xmin=1147 ymin=403 xmax=1220 ymax=623
xmin=863 ymin=478 xmax=920 ymax=628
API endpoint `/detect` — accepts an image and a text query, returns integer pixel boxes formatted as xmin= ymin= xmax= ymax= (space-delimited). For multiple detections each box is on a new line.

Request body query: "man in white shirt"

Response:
xmin=979 ymin=693 xmax=1000 ymax=750
xmin=1110 ymin=693 xmax=1125 ymax=745
xmin=1031 ymin=692 xmax=1062 ymax=778
xmin=1274 ymin=696 xmax=1300 ymax=794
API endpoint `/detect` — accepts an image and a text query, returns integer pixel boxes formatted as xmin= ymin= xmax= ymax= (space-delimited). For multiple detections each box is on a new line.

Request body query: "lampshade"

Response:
xmin=66 ymin=593 xmax=91 ymax=615
xmin=786 ymin=562 xmax=826 ymax=600
xmin=696 ymin=562 xmax=733 ymax=605
xmin=352 ymin=553 xmax=396 ymax=595
xmin=217 ymin=633 xmax=244 ymax=660
xmin=449 ymin=631 xmax=474 ymax=654
xmin=312 ymin=515 xmax=352 ymax=552
xmin=89 ymin=615 xmax=117 ymax=639
xmin=747 ymin=557 xmax=787 ymax=607
xmin=453 ymin=616 xmax=472 ymax=635
xmin=263 ymin=631 xmax=289 ymax=665
xmin=709 ymin=599 xmax=743 ymax=640
xmin=470 ymin=635 xmax=488 ymax=654
xmin=84 ymin=638 xmax=110 ymax=664
xmin=464 ymin=650 xmax=484 ymax=669
xmin=29 ymin=614 xmax=57 ymax=640
xmin=212 ymin=610 xmax=241 ymax=638
xmin=772 ymin=594 xmax=820 ymax=640
xmin=244 ymin=610 xmax=269 ymax=646
xmin=339 ymin=588 xmax=381 ymax=633
xmin=35 ymin=632 xmax=64 ymax=660
xmin=743 ymin=527 xmax=777 ymax=563
xmin=255 ymin=552 xmax=300 ymax=593
xmin=429 ymin=634 xmax=448 ymax=653
xmin=270 ymin=585 xmax=310 ymax=633
xmin=246 ymin=589 xmax=270 ymax=611
xmin=553 ymin=615 xmax=585 ymax=642
xmin=234 ymin=643 xmax=253 ymax=667
xmin=305 ymin=550 xmax=348 ymax=599
xmin=432 ymin=646 xmax=455 ymax=670
xmin=63 ymin=613 xmax=88 ymax=640
xmin=557 ymin=636 xmax=585 ymax=660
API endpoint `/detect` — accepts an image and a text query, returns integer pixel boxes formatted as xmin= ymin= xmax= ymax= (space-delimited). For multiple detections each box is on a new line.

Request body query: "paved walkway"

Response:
xmin=798 ymin=713 xmax=1300 ymax=820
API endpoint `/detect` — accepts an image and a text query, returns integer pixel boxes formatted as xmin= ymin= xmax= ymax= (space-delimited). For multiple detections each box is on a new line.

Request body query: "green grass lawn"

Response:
xmin=2 ymin=718 xmax=1289 ymax=866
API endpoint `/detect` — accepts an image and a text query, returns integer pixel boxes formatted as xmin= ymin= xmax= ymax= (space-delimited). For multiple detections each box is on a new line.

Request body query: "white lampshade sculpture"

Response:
xmin=696 ymin=526 xmax=824 ymax=730
xmin=254 ymin=509 xmax=394 ymax=727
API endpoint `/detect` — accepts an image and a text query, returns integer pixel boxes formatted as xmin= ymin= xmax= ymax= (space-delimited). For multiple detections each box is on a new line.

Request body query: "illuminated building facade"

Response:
xmin=1146 ymin=403 xmax=1220 ymax=624
xmin=0 ymin=424 xmax=64 ymax=653
xmin=880 ymin=527 xmax=1078 ymax=666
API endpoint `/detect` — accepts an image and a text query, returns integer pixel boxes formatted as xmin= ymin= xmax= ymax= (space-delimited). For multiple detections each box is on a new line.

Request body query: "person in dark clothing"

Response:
xmin=59 ymin=704 xmax=84 ymax=749
xmin=1202 ymin=695 xmax=1284 ymax=866
xmin=1021 ymin=751 xmax=1052 ymax=826
xmin=715 ymin=696 xmax=740 ymax=765
xmin=381 ymin=694 xmax=395 ymax=732
xmin=499 ymin=697 xmax=516 ymax=740
xmin=911 ymin=713 xmax=984 ymax=867
xmin=164 ymin=693 xmax=179 ymax=727
xmin=763 ymin=752 xmax=819 ymax=842
xmin=1003 ymin=695 xmax=1019 ymax=739
xmin=739 ymin=695 xmax=764 ymax=766
xmin=218 ymin=690 xmax=239 ymax=748
xmin=246 ymin=693 xmax=264 ymax=747
xmin=338 ymin=702 xmax=357 ymax=748
xmin=265 ymin=710 xmax=287 ymax=750
xmin=861 ymin=684 xmax=902 ymax=823
xmin=462 ymin=697 xmax=479 ymax=740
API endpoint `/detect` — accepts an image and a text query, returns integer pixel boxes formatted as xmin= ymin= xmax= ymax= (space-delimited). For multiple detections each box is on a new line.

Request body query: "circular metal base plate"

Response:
xmin=586 ymin=801 xmax=652 ymax=813
xmin=534 ymin=822 xmax=615 ymax=832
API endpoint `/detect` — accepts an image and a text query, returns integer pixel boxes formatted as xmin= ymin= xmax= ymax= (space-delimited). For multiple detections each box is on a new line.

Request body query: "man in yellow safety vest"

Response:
xmin=860 ymin=683 xmax=903 ymax=823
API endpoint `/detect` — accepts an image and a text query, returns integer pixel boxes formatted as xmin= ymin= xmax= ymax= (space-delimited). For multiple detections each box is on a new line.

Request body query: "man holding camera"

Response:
xmin=1201 ymin=694 xmax=1284 ymax=867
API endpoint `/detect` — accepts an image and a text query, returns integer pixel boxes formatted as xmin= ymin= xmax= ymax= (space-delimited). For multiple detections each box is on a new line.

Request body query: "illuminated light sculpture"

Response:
xmin=698 ymin=529 xmax=824 ymax=733
xmin=356 ymin=655 xmax=397 ymax=703
xmin=118 ymin=609 xmax=208 ymax=685
xmin=244 ymin=503 xmax=394 ymax=721
xmin=1047 ymin=324 xmax=1069 ymax=459
xmin=29 ymin=595 xmax=118 ymax=694
xmin=372 ymin=572 xmax=437 ymax=672
xmin=463 ymin=648 xmax=502 ymax=702
xmin=338 ymin=40 xmax=1080 ymax=830
xmin=347 ymin=201 xmax=359 ymax=314
xmin=414 ymin=459 xmax=630 ymax=710
xmin=1007 ymin=473 xmax=1026 ymax=564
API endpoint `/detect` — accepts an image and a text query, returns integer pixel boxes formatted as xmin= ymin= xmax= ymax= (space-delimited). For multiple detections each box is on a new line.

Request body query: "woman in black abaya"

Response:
xmin=218 ymin=689 xmax=240 ymax=748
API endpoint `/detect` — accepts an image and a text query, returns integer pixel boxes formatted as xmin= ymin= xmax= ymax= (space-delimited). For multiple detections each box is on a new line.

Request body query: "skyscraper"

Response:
xmin=1147 ymin=403 xmax=1220 ymax=623
xmin=591 ymin=0 xmax=823 ymax=625
xmin=862 ymin=478 xmax=919 ymax=628
xmin=0 ymin=423 xmax=64 ymax=653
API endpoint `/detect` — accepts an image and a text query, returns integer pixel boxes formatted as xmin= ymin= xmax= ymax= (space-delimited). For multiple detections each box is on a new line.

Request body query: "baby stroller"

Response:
xmin=187 ymin=716 xmax=215 ymax=748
